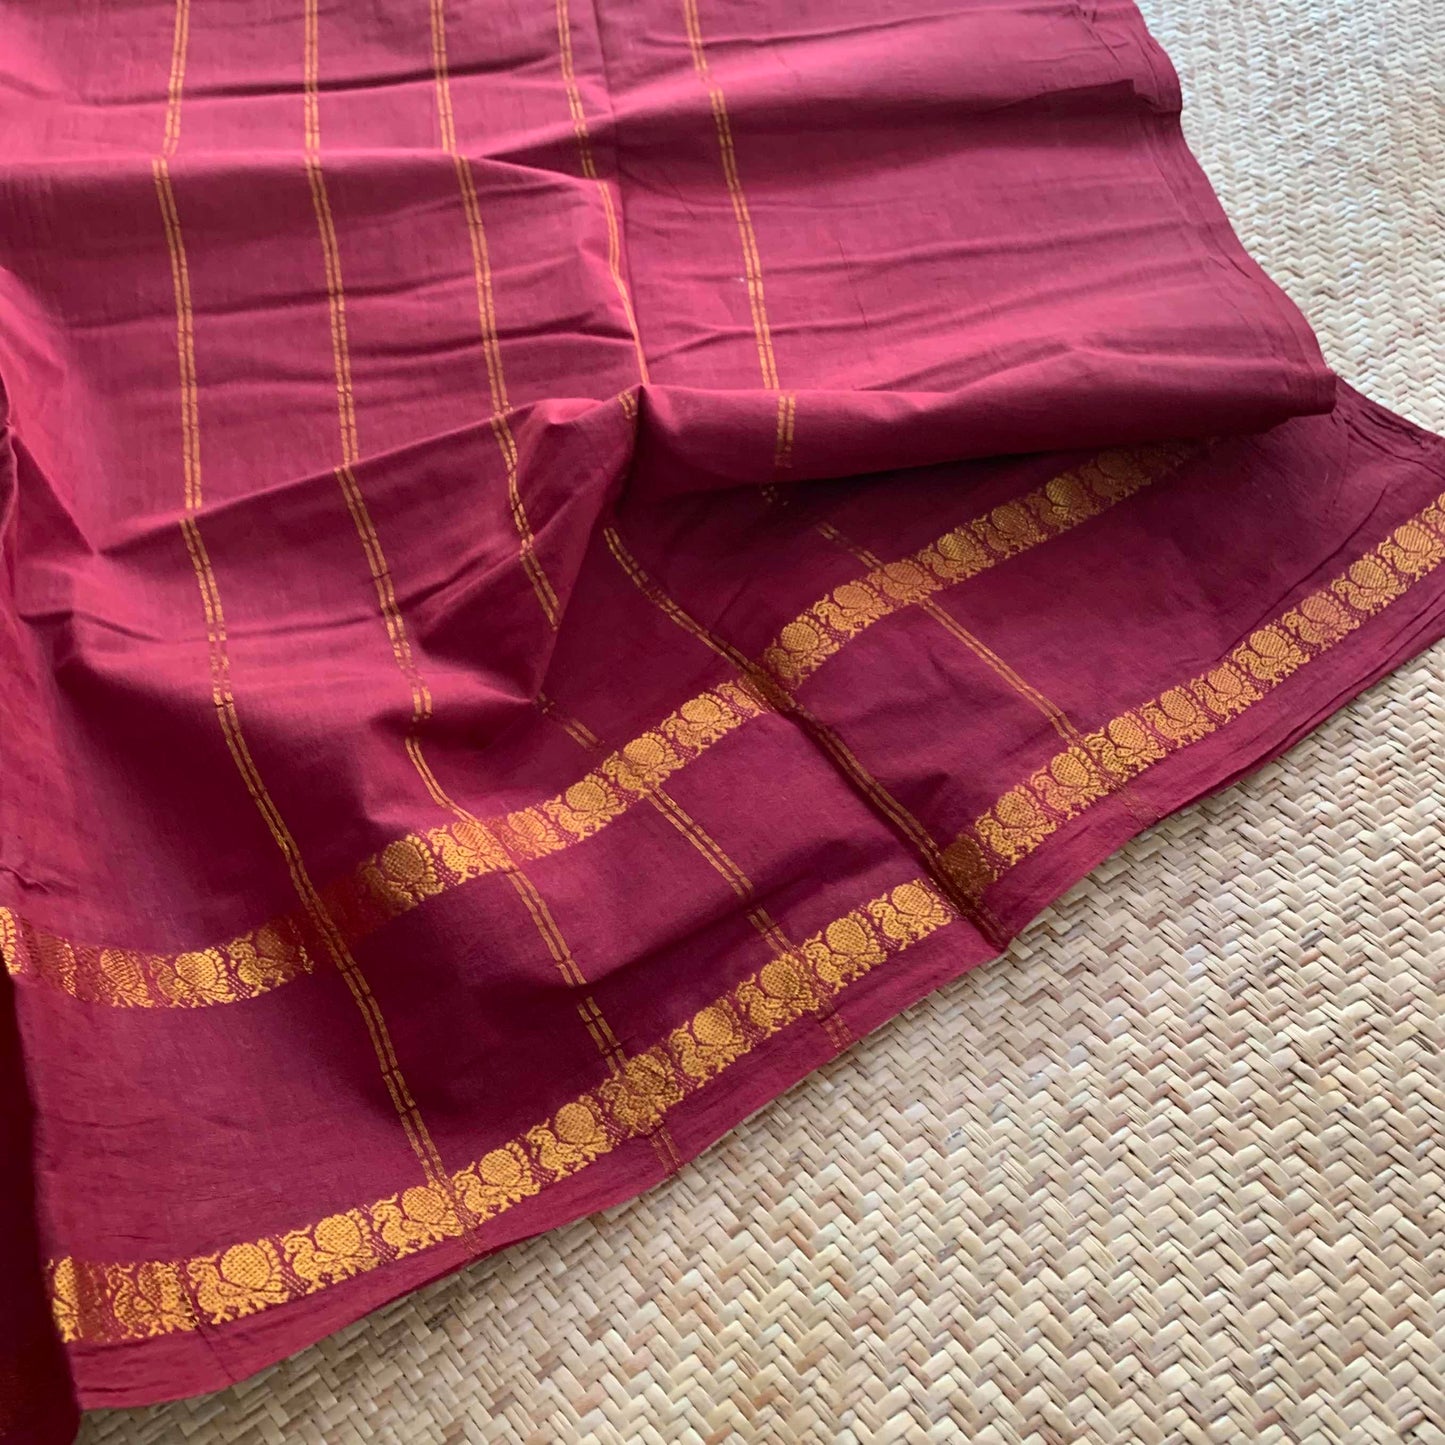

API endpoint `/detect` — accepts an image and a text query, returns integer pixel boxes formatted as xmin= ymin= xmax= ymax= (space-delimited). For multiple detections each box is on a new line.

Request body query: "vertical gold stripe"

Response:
xmin=506 ymin=868 xmax=586 ymax=989
xmin=772 ymin=391 xmax=795 ymax=471
xmin=305 ymin=160 xmax=362 ymax=468
xmin=153 ymin=160 xmax=201 ymax=511
xmin=598 ymin=187 xmax=647 ymax=380
xmin=427 ymin=0 xmax=459 ymax=155
xmin=525 ymin=694 xmax=713 ymax=1091
xmin=299 ymin=0 xmax=636 ymax=1100
xmin=302 ymin=0 xmax=320 ymax=148
xmin=680 ymin=0 xmax=780 ymax=391
xmin=712 ymin=92 xmax=776 ymax=387
xmin=602 ymin=525 xmax=1004 ymax=943
xmin=454 ymin=144 xmax=562 ymax=625
xmin=449 ymin=153 xmax=510 ymax=421
xmin=333 ymin=461 xmax=458 ymax=816
xmin=537 ymin=691 xmax=601 ymax=750
xmin=428 ymin=0 xmax=562 ymax=626
xmin=679 ymin=0 xmax=711 ymax=76
xmin=160 ymin=0 xmax=191 ymax=157
xmin=302 ymin=0 xmax=360 ymax=471
xmin=816 ymin=521 xmax=1151 ymax=831
xmin=575 ymin=994 xmax=626 ymax=1071
xmin=538 ymin=693 xmax=854 ymax=1051
xmin=817 ymin=523 xmax=1075 ymax=742
xmin=302 ymin=0 xmax=469 ymax=830
xmin=652 ymin=1127 xmax=684 ymax=1172
xmin=157 ymin=4 xmax=459 ymax=1208
xmin=708 ymin=88 xmax=778 ymax=389
xmin=335 ymin=464 xmax=429 ymax=704
xmin=645 ymin=785 xmax=754 ymax=899
xmin=555 ymin=0 xmax=651 ymax=385
xmin=402 ymin=734 xmax=471 ymax=817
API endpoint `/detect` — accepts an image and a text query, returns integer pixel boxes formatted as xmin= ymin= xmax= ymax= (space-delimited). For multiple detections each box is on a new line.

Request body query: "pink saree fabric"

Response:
xmin=1 ymin=0 xmax=1443 ymax=1437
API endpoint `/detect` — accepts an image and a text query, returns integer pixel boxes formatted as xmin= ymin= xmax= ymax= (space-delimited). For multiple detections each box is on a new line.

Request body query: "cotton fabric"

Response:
xmin=1 ymin=1 xmax=1443 ymax=1439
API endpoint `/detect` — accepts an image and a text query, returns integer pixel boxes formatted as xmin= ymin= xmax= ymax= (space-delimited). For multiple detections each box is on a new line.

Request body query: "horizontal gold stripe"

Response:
xmin=939 ymin=495 xmax=1445 ymax=897
xmin=3 ymin=446 xmax=1188 ymax=1008
xmin=1 ymin=682 xmax=762 ymax=1007
xmin=49 ymin=877 xmax=957 ymax=1343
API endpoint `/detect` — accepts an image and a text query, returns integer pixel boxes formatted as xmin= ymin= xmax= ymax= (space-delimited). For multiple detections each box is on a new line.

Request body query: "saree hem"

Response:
xmin=62 ymin=394 xmax=1445 ymax=1404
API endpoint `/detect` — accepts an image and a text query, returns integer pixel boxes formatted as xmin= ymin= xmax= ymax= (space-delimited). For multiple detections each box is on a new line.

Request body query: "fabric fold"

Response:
xmin=0 ymin=972 xmax=79 ymax=1445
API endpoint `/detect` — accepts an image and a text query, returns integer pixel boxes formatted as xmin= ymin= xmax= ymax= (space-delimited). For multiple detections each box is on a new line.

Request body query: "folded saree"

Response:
xmin=2 ymin=0 xmax=1443 ymax=1437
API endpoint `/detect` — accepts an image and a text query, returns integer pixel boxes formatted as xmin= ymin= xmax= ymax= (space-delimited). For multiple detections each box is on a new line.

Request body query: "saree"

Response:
xmin=1 ymin=0 xmax=1443 ymax=1438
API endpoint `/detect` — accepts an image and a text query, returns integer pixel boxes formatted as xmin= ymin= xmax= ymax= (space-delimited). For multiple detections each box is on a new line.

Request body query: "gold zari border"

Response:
xmin=37 ymin=490 xmax=1445 ymax=1346
xmin=1 ymin=683 xmax=762 ymax=1008
xmin=3 ymin=445 xmax=1184 ymax=1009
xmin=49 ymin=879 xmax=956 ymax=1343
xmin=941 ymin=494 xmax=1445 ymax=894
xmin=758 ymin=443 xmax=1192 ymax=686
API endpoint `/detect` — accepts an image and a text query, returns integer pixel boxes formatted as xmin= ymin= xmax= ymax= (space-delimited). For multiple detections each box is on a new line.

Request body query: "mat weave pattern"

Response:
xmin=82 ymin=0 xmax=1445 ymax=1439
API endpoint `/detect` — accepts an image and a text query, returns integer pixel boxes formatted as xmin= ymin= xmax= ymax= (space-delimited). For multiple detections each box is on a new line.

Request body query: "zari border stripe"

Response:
xmin=759 ymin=442 xmax=1193 ymax=686
xmin=939 ymin=493 xmax=1445 ymax=896
xmin=2 ymin=445 xmax=1185 ymax=1008
xmin=45 ymin=494 xmax=1445 ymax=1346
xmin=42 ymin=491 xmax=1445 ymax=1344
xmin=1 ymin=682 xmax=763 ymax=1007
xmin=48 ymin=879 xmax=956 ymax=1344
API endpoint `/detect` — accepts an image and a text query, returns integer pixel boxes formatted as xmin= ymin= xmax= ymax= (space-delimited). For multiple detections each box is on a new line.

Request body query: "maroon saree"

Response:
xmin=2 ymin=0 xmax=1443 ymax=1438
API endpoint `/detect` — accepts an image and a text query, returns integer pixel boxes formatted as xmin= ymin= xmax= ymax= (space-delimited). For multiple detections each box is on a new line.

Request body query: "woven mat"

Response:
xmin=83 ymin=1 xmax=1445 ymax=1440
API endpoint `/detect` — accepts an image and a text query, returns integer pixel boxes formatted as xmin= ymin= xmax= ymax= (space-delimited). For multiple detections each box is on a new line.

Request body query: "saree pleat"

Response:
xmin=0 ymin=0 xmax=1442 ymax=1436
